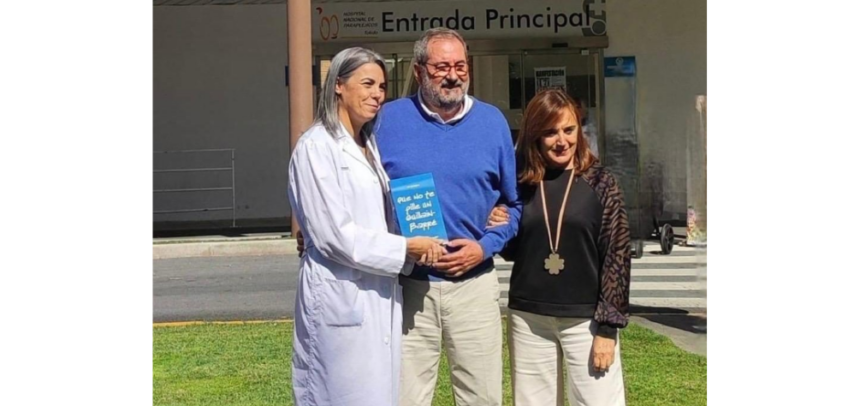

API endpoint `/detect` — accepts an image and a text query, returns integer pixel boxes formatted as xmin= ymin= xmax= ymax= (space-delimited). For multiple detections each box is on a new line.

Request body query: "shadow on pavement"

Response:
xmin=630 ymin=305 xmax=706 ymax=334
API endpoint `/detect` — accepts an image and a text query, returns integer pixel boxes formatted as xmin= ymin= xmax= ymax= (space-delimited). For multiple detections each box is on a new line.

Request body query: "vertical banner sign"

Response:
xmin=389 ymin=173 xmax=448 ymax=240
xmin=603 ymin=55 xmax=644 ymax=238
xmin=535 ymin=67 xmax=567 ymax=92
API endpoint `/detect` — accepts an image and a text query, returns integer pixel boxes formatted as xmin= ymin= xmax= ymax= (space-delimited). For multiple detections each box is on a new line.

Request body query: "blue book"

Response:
xmin=389 ymin=173 xmax=448 ymax=240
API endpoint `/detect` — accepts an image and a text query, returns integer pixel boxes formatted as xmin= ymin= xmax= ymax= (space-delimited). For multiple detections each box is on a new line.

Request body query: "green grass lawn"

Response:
xmin=154 ymin=320 xmax=705 ymax=406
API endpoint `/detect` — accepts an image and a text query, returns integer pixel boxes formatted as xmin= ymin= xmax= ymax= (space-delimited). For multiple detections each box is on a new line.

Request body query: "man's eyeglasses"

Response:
xmin=422 ymin=62 xmax=469 ymax=78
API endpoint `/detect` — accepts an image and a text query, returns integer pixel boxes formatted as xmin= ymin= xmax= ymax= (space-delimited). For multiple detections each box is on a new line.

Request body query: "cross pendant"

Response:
xmin=544 ymin=253 xmax=564 ymax=275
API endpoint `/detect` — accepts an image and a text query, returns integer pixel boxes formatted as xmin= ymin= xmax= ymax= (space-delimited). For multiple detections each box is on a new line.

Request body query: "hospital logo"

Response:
xmin=316 ymin=7 xmax=340 ymax=41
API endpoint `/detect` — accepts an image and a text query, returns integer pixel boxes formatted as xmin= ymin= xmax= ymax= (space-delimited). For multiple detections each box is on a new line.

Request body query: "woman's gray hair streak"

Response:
xmin=316 ymin=47 xmax=388 ymax=138
xmin=413 ymin=28 xmax=468 ymax=66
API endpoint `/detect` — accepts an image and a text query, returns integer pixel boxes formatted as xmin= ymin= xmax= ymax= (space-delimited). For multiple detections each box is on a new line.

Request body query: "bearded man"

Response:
xmin=374 ymin=28 xmax=522 ymax=406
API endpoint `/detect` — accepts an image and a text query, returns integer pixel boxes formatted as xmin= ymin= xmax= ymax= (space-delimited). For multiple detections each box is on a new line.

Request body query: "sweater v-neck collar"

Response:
xmin=411 ymin=94 xmax=473 ymax=129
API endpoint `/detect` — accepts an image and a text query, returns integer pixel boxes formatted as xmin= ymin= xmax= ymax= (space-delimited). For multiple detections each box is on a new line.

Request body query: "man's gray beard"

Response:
xmin=419 ymin=72 xmax=470 ymax=111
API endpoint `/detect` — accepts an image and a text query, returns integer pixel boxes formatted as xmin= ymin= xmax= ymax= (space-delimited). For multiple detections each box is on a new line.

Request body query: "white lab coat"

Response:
xmin=288 ymin=122 xmax=409 ymax=406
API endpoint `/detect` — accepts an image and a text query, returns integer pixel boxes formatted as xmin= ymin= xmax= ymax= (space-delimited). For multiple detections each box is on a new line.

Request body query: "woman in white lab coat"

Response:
xmin=288 ymin=47 xmax=445 ymax=406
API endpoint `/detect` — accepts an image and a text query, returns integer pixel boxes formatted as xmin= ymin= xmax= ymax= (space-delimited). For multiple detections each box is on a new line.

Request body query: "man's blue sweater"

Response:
xmin=376 ymin=95 xmax=522 ymax=280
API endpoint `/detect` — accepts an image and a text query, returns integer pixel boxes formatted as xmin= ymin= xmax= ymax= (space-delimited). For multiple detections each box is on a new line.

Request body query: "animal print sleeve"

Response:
xmin=593 ymin=168 xmax=632 ymax=332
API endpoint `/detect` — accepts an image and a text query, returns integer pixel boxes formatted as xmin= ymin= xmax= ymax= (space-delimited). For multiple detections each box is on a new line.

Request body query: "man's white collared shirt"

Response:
xmin=417 ymin=92 xmax=473 ymax=124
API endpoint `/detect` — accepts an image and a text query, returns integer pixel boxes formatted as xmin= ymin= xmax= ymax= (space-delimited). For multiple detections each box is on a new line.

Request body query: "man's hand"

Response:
xmin=434 ymin=239 xmax=484 ymax=277
xmin=295 ymin=229 xmax=305 ymax=257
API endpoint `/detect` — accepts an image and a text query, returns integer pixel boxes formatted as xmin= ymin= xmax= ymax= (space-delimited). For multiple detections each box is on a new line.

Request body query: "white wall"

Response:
xmin=606 ymin=0 xmax=707 ymax=219
xmin=154 ymin=5 xmax=289 ymax=227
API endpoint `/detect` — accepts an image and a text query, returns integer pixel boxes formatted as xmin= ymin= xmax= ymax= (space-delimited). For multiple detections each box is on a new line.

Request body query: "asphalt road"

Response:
xmin=153 ymin=255 xmax=300 ymax=323
xmin=154 ymin=244 xmax=706 ymax=323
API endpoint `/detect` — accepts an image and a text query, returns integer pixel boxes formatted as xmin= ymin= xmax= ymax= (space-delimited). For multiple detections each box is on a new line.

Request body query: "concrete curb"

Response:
xmin=153 ymin=239 xmax=298 ymax=260
xmin=153 ymin=319 xmax=293 ymax=327
xmin=630 ymin=316 xmax=706 ymax=357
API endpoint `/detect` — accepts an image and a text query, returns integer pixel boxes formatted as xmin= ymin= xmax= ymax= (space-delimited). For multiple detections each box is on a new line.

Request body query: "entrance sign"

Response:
xmin=313 ymin=0 xmax=608 ymax=43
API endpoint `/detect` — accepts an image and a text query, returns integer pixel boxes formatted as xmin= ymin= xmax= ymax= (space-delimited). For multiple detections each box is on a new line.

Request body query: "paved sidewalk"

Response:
xmin=153 ymin=233 xmax=297 ymax=259
xmin=630 ymin=315 xmax=706 ymax=357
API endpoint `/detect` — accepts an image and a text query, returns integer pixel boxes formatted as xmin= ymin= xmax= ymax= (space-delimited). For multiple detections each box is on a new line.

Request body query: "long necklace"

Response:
xmin=539 ymin=168 xmax=576 ymax=275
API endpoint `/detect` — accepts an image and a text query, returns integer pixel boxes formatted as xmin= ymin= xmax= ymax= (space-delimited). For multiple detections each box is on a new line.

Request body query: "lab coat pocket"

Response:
xmin=322 ymin=279 xmax=365 ymax=327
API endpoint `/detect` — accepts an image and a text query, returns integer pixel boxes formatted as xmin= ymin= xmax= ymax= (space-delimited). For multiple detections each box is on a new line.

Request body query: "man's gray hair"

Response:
xmin=316 ymin=47 xmax=388 ymax=138
xmin=413 ymin=28 xmax=468 ymax=66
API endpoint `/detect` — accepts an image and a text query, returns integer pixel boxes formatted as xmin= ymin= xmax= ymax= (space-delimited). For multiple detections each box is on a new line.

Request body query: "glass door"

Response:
xmin=521 ymin=50 xmax=601 ymax=156
xmin=469 ymin=53 xmax=524 ymax=141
